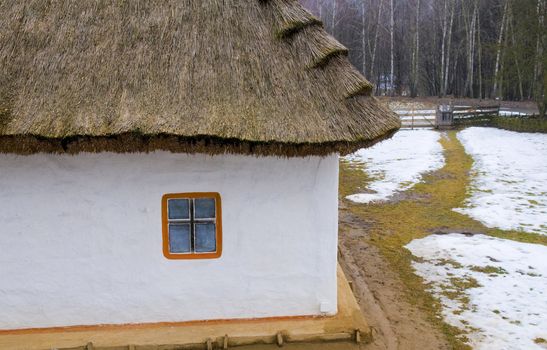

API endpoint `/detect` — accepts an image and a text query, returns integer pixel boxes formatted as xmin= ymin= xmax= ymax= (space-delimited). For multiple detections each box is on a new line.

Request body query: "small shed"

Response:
xmin=0 ymin=0 xmax=400 ymax=333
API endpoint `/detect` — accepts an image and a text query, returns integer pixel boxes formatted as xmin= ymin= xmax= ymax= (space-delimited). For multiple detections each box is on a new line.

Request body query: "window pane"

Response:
xmin=168 ymin=199 xmax=190 ymax=220
xmin=194 ymin=198 xmax=216 ymax=219
xmin=195 ymin=223 xmax=216 ymax=252
xmin=169 ymin=224 xmax=191 ymax=253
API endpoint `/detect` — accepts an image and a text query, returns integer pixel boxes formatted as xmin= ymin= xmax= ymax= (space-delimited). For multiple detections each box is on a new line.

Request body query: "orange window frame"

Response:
xmin=161 ymin=192 xmax=222 ymax=260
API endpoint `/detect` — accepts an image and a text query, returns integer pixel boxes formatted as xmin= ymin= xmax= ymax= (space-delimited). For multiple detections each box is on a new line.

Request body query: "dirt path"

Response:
xmin=338 ymin=203 xmax=450 ymax=350
xmin=338 ymin=131 xmax=546 ymax=350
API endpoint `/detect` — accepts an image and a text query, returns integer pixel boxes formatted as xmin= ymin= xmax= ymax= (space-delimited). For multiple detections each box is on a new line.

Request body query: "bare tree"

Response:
xmin=361 ymin=0 xmax=367 ymax=75
xmin=299 ymin=0 xmax=543 ymax=105
xmin=507 ymin=4 xmax=524 ymax=100
xmin=389 ymin=0 xmax=395 ymax=95
xmin=440 ymin=0 xmax=449 ymax=96
xmin=476 ymin=4 xmax=483 ymax=99
xmin=492 ymin=0 xmax=508 ymax=99
xmin=442 ymin=0 xmax=455 ymax=96
xmin=370 ymin=0 xmax=384 ymax=83
xmin=534 ymin=0 xmax=545 ymax=116
xmin=463 ymin=0 xmax=478 ymax=97
xmin=332 ymin=0 xmax=337 ymax=36
xmin=411 ymin=0 xmax=421 ymax=96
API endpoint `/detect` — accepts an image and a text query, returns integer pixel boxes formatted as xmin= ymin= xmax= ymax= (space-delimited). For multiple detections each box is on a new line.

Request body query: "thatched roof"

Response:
xmin=0 ymin=0 xmax=400 ymax=156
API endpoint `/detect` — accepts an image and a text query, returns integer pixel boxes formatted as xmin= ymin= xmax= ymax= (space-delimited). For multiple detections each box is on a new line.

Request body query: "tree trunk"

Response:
xmin=464 ymin=1 xmax=477 ymax=98
xmin=362 ymin=0 xmax=367 ymax=76
xmin=440 ymin=0 xmax=449 ymax=96
xmin=492 ymin=0 xmax=508 ymax=99
xmin=331 ymin=0 xmax=337 ymax=36
xmin=411 ymin=0 xmax=420 ymax=97
xmin=534 ymin=0 xmax=545 ymax=116
xmin=508 ymin=5 xmax=524 ymax=100
xmin=443 ymin=0 xmax=455 ymax=96
xmin=477 ymin=2 xmax=483 ymax=99
xmin=370 ymin=0 xmax=384 ymax=82
xmin=390 ymin=0 xmax=394 ymax=95
xmin=318 ymin=0 xmax=323 ymax=19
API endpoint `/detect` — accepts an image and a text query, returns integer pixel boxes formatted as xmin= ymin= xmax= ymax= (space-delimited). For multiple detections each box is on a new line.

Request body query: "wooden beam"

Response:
xmin=276 ymin=332 xmax=284 ymax=347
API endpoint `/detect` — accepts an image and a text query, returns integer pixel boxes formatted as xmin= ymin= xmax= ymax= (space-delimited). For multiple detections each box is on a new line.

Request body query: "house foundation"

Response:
xmin=0 ymin=266 xmax=370 ymax=350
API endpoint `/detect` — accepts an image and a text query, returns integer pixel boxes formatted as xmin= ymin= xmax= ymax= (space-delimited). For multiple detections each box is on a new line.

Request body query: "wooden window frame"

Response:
xmin=162 ymin=192 xmax=222 ymax=260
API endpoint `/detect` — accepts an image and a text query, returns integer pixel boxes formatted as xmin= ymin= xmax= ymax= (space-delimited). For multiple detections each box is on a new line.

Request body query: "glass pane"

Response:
xmin=194 ymin=198 xmax=216 ymax=219
xmin=169 ymin=224 xmax=191 ymax=253
xmin=195 ymin=222 xmax=216 ymax=253
xmin=168 ymin=199 xmax=190 ymax=220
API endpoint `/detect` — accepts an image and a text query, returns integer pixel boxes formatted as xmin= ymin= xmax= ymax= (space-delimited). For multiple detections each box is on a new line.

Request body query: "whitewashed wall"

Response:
xmin=0 ymin=152 xmax=339 ymax=330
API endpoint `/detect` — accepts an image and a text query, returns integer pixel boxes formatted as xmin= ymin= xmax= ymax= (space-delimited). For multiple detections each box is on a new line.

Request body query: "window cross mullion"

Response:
xmin=190 ymin=199 xmax=195 ymax=252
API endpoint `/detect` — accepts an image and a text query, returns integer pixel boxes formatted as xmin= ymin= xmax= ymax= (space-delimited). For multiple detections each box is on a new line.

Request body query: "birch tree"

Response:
xmin=370 ymin=0 xmax=384 ymax=83
xmin=442 ymin=0 xmax=455 ymax=96
xmin=464 ymin=0 xmax=478 ymax=97
xmin=492 ymin=0 xmax=508 ymax=99
xmin=361 ymin=0 xmax=367 ymax=75
xmin=440 ymin=0 xmax=449 ymax=96
xmin=389 ymin=0 xmax=395 ymax=95
xmin=411 ymin=0 xmax=421 ymax=97
xmin=299 ymin=0 xmax=544 ymax=106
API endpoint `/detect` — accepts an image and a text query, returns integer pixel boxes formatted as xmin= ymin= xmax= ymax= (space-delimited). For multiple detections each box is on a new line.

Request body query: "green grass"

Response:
xmin=455 ymin=115 xmax=547 ymax=133
xmin=469 ymin=265 xmax=508 ymax=275
xmin=490 ymin=116 xmax=547 ymax=133
xmin=339 ymin=131 xmax=547 ymax=349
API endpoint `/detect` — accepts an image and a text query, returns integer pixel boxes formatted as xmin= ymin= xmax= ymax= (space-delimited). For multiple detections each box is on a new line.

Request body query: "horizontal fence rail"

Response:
xmin=395 ymin=109 xmax=436 ymax=129
xmin=393 ymin=104 xmax=521 ymax=129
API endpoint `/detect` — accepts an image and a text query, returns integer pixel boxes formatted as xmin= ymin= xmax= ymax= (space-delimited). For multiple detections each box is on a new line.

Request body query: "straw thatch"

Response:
xmin=0 ymin=0 xmax=400 ymax=156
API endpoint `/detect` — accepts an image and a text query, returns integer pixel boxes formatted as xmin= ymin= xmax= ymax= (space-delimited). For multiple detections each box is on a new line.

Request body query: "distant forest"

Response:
xmin=299 ymin=0 xmax=545 ymax=111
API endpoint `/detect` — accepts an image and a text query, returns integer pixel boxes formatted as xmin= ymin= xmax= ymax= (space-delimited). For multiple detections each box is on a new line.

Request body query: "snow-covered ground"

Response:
xmin=406 ymin=233 xmax=547 ymax=350
xmin=454 ymin=127 xmax=547 ymax=235
xmin=344 ymin=130 xmax=445 ymax=203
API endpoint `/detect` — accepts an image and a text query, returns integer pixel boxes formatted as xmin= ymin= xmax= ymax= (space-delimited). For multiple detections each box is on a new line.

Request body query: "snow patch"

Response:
xmin=499 ymin=110 xmax=527 ymax=116
xmin=406 ymin=233 xmax=547 ymax=350
xmin=344 ymin=130 xmax=445 ymax=203
xmin=454 ymin=127 xmax=547 ymax=235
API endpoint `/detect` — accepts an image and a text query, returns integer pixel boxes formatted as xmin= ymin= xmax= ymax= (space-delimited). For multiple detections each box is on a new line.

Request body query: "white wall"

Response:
xmin=0 ymin=152 xmax=339 ymax=330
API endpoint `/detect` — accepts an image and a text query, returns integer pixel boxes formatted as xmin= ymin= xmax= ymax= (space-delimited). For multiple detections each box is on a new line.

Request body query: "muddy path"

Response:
xmin=338 ymin=202 xmax=450 ymax=350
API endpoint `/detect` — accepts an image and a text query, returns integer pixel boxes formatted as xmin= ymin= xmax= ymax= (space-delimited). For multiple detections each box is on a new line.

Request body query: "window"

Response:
xmin=162 ymin=192 xmax=222 ymax=259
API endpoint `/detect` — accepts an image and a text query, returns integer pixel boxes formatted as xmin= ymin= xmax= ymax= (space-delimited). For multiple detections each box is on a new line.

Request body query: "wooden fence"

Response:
xmin=397 ymin=105 xmax=500 ymax=129
xmin=397 ymin=108 xmax=436 ymax=129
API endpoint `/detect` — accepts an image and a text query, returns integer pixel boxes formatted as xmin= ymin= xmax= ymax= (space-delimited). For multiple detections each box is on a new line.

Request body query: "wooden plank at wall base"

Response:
xmin=41 ymin=334 xmax=358 ymax=350
xmin=276 ymin=332 xmax=284 ymax=346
